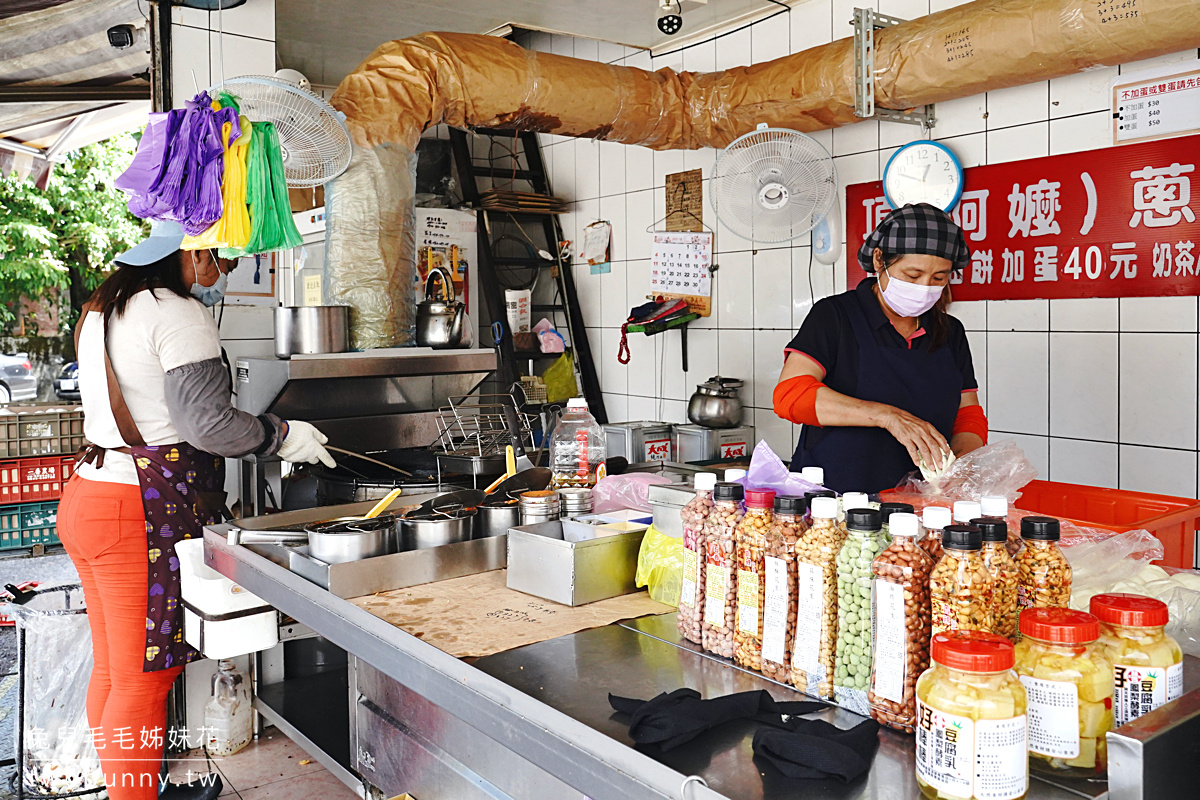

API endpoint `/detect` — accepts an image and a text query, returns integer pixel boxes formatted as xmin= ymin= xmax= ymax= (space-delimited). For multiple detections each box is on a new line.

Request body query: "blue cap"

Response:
xmin=114 ymin=219 xmax=185 ymax=266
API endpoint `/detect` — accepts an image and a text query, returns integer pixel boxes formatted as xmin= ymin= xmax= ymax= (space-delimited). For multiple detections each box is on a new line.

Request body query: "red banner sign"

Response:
xmin=846 ymin=133 xmax=1200 ymax=299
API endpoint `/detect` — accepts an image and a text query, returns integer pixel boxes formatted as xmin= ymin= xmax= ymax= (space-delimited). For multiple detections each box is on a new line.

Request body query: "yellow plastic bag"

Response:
xmin=542 ymin=352 xmax=579 ymax=404
xmin=635 ymin=524 xmax=684 ymax=607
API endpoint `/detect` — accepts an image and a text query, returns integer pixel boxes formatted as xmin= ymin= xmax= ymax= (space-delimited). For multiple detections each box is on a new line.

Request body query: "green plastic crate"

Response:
xmin=0 ymin=501 xmax=59 ymax=549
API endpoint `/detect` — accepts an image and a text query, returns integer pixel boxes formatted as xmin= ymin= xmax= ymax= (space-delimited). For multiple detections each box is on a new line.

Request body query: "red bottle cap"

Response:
xmin=1090 ymin=593 xmax=1170 ymax=627
xmin=744 ymin=489 xmax=776 ymax=509
xmin=1018 ymin=607 xmax=1100 ymax=643
xmin=930 ymin=630 xmax=1014 ymax=672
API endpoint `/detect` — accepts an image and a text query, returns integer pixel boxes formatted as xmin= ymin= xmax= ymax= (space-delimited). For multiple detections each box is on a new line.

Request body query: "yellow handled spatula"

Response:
xmin=363 ymin=487 xmax=404 ymax=519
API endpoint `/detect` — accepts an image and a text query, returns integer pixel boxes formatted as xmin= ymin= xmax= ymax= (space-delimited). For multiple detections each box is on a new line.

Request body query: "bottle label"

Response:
xmin=680 ymin=548 xmax=699 ymax=610
xmin=1113 ymin=662 xmax=1184 ymax=726
xmin=704 ymin=565 xmax=728 ymax=627
xmin=737 ymin=569 xmax=759 ymax=635
xmin=931 ymin=595 xmax=956 ymax=636
xmin=792 ymin=562 xmax=823 ymax=677
xmin=916 ymin=701 xmax=1027 ymax=800
xmin=1019 ymin=675 xmax=1079 ymax=758
xmin=974 ymin=717 xmax=1028 ymax=800
xmin=762 ymin=556 xmax=788 ymax=666
xmin=872 ymin=578 xmax=906 ymax=705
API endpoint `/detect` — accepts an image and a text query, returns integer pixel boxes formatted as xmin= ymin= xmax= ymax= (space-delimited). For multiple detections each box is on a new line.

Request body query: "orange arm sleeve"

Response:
xmin=773 ymin=375 xmax=824 ymax=427
xmin=952 ymin=403 xmax=989 ymax=444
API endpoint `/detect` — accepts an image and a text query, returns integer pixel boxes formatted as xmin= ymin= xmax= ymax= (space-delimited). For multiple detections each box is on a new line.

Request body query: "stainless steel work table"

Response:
xmin=204 ymin=528 xmax=1184 ymax=800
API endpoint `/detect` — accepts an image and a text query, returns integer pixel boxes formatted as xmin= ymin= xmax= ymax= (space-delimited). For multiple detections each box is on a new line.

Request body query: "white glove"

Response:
xmin=277 ymin=420 xmax=336 ymax=468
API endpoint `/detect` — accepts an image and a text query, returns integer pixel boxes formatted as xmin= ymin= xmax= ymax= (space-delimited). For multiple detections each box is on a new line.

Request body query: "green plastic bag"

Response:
xmin=635 ymin=524 xmax=684 ymax=607
xmin=219 ymin=121 xmax=302 ymax=258
xmin=542 ymin=352 xmax=579 ymax=405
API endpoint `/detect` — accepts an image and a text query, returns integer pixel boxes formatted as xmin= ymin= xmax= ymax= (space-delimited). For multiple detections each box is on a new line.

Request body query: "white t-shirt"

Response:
xmin=77 ymin=289 xmax=222 ymax=485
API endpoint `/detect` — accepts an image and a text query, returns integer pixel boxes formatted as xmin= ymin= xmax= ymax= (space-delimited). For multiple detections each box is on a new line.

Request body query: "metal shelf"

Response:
xmin=255 ymin=668 xmax=359 ymax=795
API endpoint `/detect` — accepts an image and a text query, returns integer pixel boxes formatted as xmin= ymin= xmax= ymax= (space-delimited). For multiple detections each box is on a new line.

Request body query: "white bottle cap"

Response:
xmin=889 ymin=512 xmax=920 ymax=538
xmin=567 ymin=397 xmax=589 ymax=409
xmin=724 ymin=468 xmax=747 ymax=482
xmin=923 ymin=505 xmax=952 ymax=530
xmin=800 ymin=466 xmax=824 ymax=485
xmin=953 ymin=500 xmax=982 ymax=523
xmin=810 ymin=496 xmax=838 ymax=520
xmin=980 ymin=495 xmax=1008 ymax=517
xmin=694 ymin=472 xmax=718 ymax=493
xmin=842 ymin=492 xmax=870 ymax=511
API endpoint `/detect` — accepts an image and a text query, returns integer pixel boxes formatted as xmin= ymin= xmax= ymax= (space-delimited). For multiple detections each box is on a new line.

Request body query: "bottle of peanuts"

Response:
xmin=981 ymin=495 xmax=1021 ymax=556
xmin=760 ymin=495 xmax=805 ymax=683
xmin=677 ymin=472 xmax=719 ymax=645
xmin=921 ymin=505 xmax=951 ymax=561
xmin=834 ymin=507 xmax=886 ymax=715
xmin=879 ymin=502 xmax=915 ymax=545
xmin=734 ymin=488 xmax=775 ymax=672
xmin=701 ymin=481 xmax=744 ymax=659
xmin=975 ymin=517 xmax=1020 ymax=641
xmin=1015 ymin=516 xmax=1072 ymax=611
xmin=930 ymin=524 xmax=994 ymax=635
xmin=790 ymin=495 xmax=845 ymax=699
xmin=869 ymin=511 xmax=934 ymax=733
xmin=803 ymin=489 xmax=836 ymax=525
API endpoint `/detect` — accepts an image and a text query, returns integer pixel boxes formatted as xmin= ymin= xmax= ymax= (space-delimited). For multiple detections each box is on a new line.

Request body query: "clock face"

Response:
xmin=882 ymin=142 xmax=963 ymax=212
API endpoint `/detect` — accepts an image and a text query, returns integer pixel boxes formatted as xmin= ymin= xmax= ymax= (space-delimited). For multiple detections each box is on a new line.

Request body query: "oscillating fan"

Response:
xmin=208 ymin=75 xmax=352 ymax=187
xmin=710 ymin=123 xmax=842 ymax=264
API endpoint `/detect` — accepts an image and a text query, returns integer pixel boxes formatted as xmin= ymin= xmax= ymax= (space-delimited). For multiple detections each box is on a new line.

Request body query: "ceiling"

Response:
xmin=277 ymin=0 xmax=794 ymax=88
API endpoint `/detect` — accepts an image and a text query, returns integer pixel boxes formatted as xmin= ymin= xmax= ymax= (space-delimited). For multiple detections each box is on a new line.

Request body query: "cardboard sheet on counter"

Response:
xmin=349 ymin=569 xmax=672 ymax=659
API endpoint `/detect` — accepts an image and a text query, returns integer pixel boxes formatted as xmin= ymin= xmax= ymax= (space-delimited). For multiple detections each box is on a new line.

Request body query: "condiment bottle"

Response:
xmin=1090 ymin=593 xmax=1184 ymax=727
xmin=953 ymin=500 xmax=982 ymax=525
xmin=916 ymin=631 xmax=1029 ymax=800
xmin=800 ymin=466 xmax=825 ymax=486
xmin=870 ymin=512 xmax=934 ymax=733
xmin=803 ymin=489 xmax=836 ymax=524
xmin=1015 ymin=516 xmax=1071 ymax=611
xmin=790 ymin=496 xmax=845 ymax=699
xmin=879 ymin=501 xmax=915 ymax=545
xmin=921 ymin=505 xmax=952 ymax=561
xmin=701 ymin=482 xmax=744 ymax=659
xmin=841 ymin=492 xmax=871 ymax=521
xmin=980 ymin=495 xmax=1019 ymax=555
xmin=734 ymin=489 xmax=775 ymax=671
xmin=761 ymin=495 xmax=804 ymax=683
xmin=677 ymin=472 xmax=718 ymax=644
xmin=1013 ymin=608 xmax=1113 ymax=774
xmin=976 ymin=517 xmax=1020 ymax=641
xmin=833 ymin=507 xmax=886 ymax=714
xmin=930 ymin=524 xmax=994 ymax=635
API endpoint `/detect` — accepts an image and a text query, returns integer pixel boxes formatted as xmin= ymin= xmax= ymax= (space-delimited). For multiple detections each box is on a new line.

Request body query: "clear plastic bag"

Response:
xmin=1162 ymin=585 xmax=1200 ymax=658
xmin=1063 ymin=529 xmax=1166 ymax=612
xmin=741 ymin=440 xmax=823 ymax=496
xmin=635 ymin=524 xmax=684 ymax=607
xmin=591 ymin=473 xmax=672 ymax=514
xmin=896 ymin=439 xmax=1038 ymax=503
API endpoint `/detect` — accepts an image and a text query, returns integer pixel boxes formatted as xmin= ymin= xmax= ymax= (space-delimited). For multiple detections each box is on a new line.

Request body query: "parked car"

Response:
xmin=0 ymin=353 xmax=38 ymax=404
xmin=54 ymin=361 xmax=80 ymax=402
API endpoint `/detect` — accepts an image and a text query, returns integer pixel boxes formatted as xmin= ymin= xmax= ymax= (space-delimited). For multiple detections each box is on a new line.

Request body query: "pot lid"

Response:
xmin=696 ymin=375 xmax=744 ymax=393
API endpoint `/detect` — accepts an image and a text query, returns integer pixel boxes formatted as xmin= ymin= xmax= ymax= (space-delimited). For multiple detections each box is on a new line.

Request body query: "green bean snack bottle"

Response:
xmin=834 ymin=507 xmax=887 ymax=715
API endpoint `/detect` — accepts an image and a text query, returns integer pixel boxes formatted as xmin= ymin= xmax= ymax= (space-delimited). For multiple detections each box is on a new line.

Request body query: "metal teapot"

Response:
xmin=687 ymin=376 xmax=745 ymax=428
xmin=415 ymin=266 xmax=467 ymax=349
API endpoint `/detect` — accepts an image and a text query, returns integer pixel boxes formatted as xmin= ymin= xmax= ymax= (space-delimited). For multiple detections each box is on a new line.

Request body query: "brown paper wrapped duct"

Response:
xmin=328 ymin=0 xmax=1200 ymax=349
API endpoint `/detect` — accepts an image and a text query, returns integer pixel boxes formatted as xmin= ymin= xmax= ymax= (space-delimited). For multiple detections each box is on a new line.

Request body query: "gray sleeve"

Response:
xmin=164 ymin=358 xmax=285 ymax=458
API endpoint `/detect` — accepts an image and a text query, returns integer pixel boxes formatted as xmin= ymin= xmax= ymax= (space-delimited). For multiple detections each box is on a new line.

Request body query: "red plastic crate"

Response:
xmin=0 ymin=455 xmax=75 ymax=505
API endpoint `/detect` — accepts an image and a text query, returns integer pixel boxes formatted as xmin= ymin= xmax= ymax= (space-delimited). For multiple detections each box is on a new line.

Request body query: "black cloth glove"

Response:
xmin=752 ymin=717 xmax=881 ymax=782
xmin=608 ymin=688 xmax=827 ymax=752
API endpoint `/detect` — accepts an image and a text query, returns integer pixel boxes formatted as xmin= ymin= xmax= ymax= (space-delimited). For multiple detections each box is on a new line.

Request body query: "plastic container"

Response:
xmin=790 ymin=496 xmax=845 ymax=699
xmin=204 ymin=660 xmax=253 ymax=757
xmin=930 ymin=525 xmax=994 ymax=635
xmin=921 ymin=505 xmax=952 ymax=561
xmin=977 ymin=518 xmax=1020 ymax=641
xmin=841 ymin=492 xmax=871 ymax=516
xmin=176 ymin=538 xmax=278 ymax=659
xmin=1090 ymin=593 xmax=1184 ymax=727
xmin=734 ymin=488 xmax=775 ymax=671
xmin=916 ymin=631 xmax=1029 ymax=800
xmin=870 ymin=511 xmax=935 ymax=733
xmin=980 ymin=495 xmax=1021 ymax=556
xmin=1013 ymin=608 xmax=1113 ymax=774
xmin=724 ymin=468 xmax=748 ymax=482
xmin=0 ymin=500 xmax=60 ymax=550
xmin=0 ymin=404 xmax=85 ymax=458
xmin=550 ymin=398 xmax=607 ymax=489
xmin=804 ymin=489 xmax=836 ymax=524
xmin=0 ymin=456 xmax=75 ymax=505
xmin=761 ymin=495 xmax=804 ymax=683
xmin=879 ymin=501 xmax=915 ymax=544
xmin=1015 ymin=517 xmax=1071 ymax=611
xmin=953 ymin=500 xmax=982 ymax=525
xmin=701 ymin=482 xmax=744 ymax=659
xmin=834 ymin=507 xmax=886 ymax=714
xmin=799 ymin=466 xmax=824 ymax=486
xmin=678 ymin=472 xmax=718 ymax=644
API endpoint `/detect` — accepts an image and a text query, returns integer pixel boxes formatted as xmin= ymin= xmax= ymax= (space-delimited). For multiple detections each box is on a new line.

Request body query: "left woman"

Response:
xmin=58 ymin=220 xmax=334 ymax=800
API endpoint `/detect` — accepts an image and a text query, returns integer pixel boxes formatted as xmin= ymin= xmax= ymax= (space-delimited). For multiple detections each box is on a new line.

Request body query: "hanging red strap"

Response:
xmin=617 ymin=323 xmax=632 ymax=365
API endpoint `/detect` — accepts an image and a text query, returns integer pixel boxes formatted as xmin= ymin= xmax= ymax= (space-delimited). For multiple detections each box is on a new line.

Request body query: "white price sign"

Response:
xmin=1113 ymin=65 xmax=1200 ymax=145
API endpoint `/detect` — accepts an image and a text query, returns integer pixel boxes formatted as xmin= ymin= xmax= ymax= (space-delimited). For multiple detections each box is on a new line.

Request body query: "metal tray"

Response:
xmin=506 ymin=521 xmax=646 ymax=606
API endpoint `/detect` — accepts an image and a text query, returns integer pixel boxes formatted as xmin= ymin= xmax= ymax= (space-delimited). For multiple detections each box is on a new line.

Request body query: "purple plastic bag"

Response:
xmin=739 ymin=439 xmax=824 ymax=497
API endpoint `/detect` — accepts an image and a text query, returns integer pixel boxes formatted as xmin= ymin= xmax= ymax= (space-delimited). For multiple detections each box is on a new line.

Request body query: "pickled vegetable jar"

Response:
xmin=790 ymin=495 xmax=845 ymax=699
xmin=977 ymin=518 xmax=1020 ymax=641
xmin=734 ymin=489 xmax=775 ymax=671
xmin=701 ymin=482 xmax=744 ymax=659
xmin=760 ymin=495 xmax=804 ymax=683
xmin=930 ymin=525 xmax=994 ymax=635
xmin=922 ymin=505 xmax=952 ymax=561
xmin=678 ymin=472 xmax=718 ymax=644
xmin=1015 ymin=517 xmax=1071 ymax=611
xmin=834 ymin=507 xmax=886 ymax=714
xmin=916 ymin=631 xmax=1028 ymax=800
xmin=1090 ymin=593 xmax=1183 ymax=727
xmin=1013 ymin=608 xmax=1112 ymax=773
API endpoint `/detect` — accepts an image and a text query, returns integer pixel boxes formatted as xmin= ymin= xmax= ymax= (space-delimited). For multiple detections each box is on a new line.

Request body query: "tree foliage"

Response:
xmin=0 ymin=134 xmax=145 ymax=332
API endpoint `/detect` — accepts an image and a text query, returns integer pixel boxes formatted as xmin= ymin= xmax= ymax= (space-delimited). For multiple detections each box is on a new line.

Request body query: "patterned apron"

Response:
xmin=76 ymin=301 xmax=230 ymax=672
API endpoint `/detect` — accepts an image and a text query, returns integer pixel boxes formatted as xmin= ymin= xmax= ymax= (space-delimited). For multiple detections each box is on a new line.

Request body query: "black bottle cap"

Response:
xmin=942 ymin=524 xmax=983 ymax=551
xmin=846 ymin=508 xmax=882 ymax=532
xmin=713 ymin=482 xmax=745 ymax=502
xmin=972 ymin=517 xmax=1009 ymax=543
xmin=804 ymin=490 xmax=837 ymax=502
xmin=774 ymin=495 xmax=806 ymax=515
xmin=1021 ymin=516 xmax=1061 ymax=541
xmin=880 ymin=502 xmax=915 ymax=523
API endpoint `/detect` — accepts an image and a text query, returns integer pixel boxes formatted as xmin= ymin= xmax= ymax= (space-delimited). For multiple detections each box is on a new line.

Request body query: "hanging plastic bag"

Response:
xmin=592 ymin=473 xmax=672 ymax=514
xmin=541 ymin=352 xmax=579 ymax=404
xmin=183 ymin=113 xmax=252 ymax=250
xmin=895 ymin=439 xmax=1038 ymax=503
xmin=221 ymin=121 xmax=302 ymax=257
xmin=740 ymin=439 xmax=824 ymax=496
xmin=635 ymin=524 xmax=684 ymax=607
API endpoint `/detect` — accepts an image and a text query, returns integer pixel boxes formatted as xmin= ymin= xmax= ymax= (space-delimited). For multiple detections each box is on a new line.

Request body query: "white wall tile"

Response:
xmin=172 ymin=24 xmax=209 ymax=104
xmin=599 ymin=141 xmax=626 ymax=197
xmin=832 ymin=120 xmax=880 ymax=157
xmin=756 ymin=412 xmax=793 ymax=464
xmin=932 ymin=95 xmax=987 ymax=140
xmin=600 ymin=195 xmax=627 ymax=262
xmin=574 ymin=264 xmax=604 ymax=331
xmin=879 ymin=0 xmax=930 ymax=20
xmin=988 ymin=300 xmax=1049 ymax=331
xmin=626 ymin=333 xmax=658 ymax=397
xmin=551 ymin=34 xmax=574 ymax=57
xmin=715 ymin=27 xmax=751 ymax=71
xmin=951 ymin=300 xmax=986 ymax=331
xmin=573 ymin=37 xmax=599 ymax=63
xmin=1119 ymin=51 xmax=1200 ymax=77
xmin=1049 ymin=298 xmax=1119 ymax=332
xmin=600 ymin=329 xmax=628 ymax=394
xmin=658 ymin=329 xmax=688 ymax=402
xmin=717 ymin=250 xmax=754 ymax=328
xmin=987 ymin=122 xmax=1049 ymax=164
xmin=626 ymin=259 xmax=652 ymax=315
xmin=682 ymin=39 xmax=715 ymax=74
xmin=654 ymin=148 xmax=686 ymax=186
xmin=684 ymin=329 xmax=719 ymax=387
xmin=1050 ymin=66 xmax=1119 ymax=119
xmin=625 ymin=48 xmax=652 ymax=71
xmin=627 ymin=394 xmax=658 ymax=420
xmin=625 ymin=190 xmax=654 ymax=261
xmin=987 ymin=332 xmax=1048 ymax=435
xmin=583 ymin=328 xmax=604 ymax=387
xmin=602 ymin=393 xmax=629 ymax=422
xmin=597 ymin=40 xmax=625 ymax=64
xmin=661 ymin=399 xmax=690 ymax=425
xmin=1048 ymin=111 xmax=1111 ymax=156
xmin=600 ymin=262 xmax=629 ymax=329
xmin=1120 ymin=297 xmax=1198 ymax=332
xmin=719 ymin=329 xmax=755 ymax=403
xmin=209 ymin=32 xmax=274 ymax=81
xmin=753 ymin=248 xmax=792 ymax=328
xmin=879 ymin=121 xmax=927 ymax=151
xmin=1119 ymin=445 xmax=1197 ymax=498
xmin=575 ymin=139 xmax=602 ymax=201
xmin=987 ymin=82 xmax=1050 ymax=130
xmin=793 ymin=246 xmax=834 ymax=328
xmin=997 ymin=433 xmax=1050 ymax=480
xmin=942 ymin=132 xmax=986 ymax=169
xmin=549 ymin=139 xmax=576 ymax=199
xmin=1049 ymin=333 xmax=1118 ymax=441
xmin=750 ymin=16 xmax=790 ymax=65
xmin=1120 ymin=333 xmax=1197 ymax=449
xmin=789 ymin=0 xmax=833 ymax=52
xmin=1049 ymin=438 xmax=1118 ymax=489
xmin=626 ymin=144 xmax=654 ymax=194
xmin=835 ymin=151 xmax=880 ymax=200
xmin=754 ymin=330 xmax=791 ymax=410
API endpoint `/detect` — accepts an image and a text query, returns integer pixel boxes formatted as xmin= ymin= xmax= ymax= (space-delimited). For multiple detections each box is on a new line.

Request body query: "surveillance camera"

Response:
xmin=107 ymin=23 xmax=148 ymax=50
xmin=657 ymin=0 xmax=683 ymax=35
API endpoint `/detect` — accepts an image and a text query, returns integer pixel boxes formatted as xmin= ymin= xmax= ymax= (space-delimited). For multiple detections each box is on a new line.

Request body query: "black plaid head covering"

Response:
xmin=857 ymin=202 xmax=971 ymax=274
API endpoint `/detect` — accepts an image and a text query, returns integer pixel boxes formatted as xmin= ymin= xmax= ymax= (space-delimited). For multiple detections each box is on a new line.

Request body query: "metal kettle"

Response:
xmin=687 ymin=376 xmax=745 ymax=428
xmin=415 ymin=266 xmax=467 ymax=349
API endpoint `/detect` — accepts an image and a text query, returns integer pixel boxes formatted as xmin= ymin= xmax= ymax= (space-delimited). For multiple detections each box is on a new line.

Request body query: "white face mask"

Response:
xmin=189 ymin=251 xmax=228 ymax=307
xmin=879 ymin=267 xmax=944 ymax=318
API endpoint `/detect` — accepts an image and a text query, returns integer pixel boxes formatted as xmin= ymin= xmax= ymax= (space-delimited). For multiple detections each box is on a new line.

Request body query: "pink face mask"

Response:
xmin=879 ymin=268 xmax=944 ymax=318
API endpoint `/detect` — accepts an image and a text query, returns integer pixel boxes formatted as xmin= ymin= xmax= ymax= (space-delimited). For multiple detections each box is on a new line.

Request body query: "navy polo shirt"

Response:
xmin=785 ymin=278 xmax=978 ymax=399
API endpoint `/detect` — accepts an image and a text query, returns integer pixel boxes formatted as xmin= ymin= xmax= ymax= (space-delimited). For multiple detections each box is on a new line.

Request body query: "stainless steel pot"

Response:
xmin=305 ymin=515 xmax=395 ymax=563
xmin=687 ymin=376 xmax=745 ymax=428
xmin=275 ymin=306 xmax=351 ymax=359
xmin=399 ymin=508 xmax=476 ymax=550
xmin=474 ymin=502 xmax=520 ymax=538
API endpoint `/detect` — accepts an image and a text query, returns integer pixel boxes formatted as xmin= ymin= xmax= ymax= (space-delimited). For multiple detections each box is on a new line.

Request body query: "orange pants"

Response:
xmin=58 ymin=476 xmax=184 ymax=800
